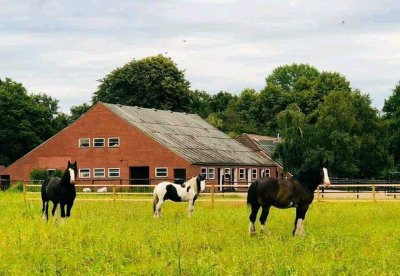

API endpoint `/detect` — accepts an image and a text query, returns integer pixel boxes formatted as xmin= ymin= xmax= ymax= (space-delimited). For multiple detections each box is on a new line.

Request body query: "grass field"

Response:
xmin=1 ymin=192 xmax=400 ymax=275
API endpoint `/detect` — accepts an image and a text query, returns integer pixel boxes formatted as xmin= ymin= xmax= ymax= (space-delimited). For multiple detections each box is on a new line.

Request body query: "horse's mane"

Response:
xmin=294 ymin=167 xmax=321 ymax=189
xmin=183 ymin=176 xmax=198 ymax=192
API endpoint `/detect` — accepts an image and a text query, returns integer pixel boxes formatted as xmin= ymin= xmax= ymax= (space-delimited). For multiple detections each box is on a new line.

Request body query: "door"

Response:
xmin=0 ymin=175 xmax=10 ymax=191
xmin=174 ymin=168 xmax=186 ymax=184
xmin=130 ymin=166 xmax=150 ymax=184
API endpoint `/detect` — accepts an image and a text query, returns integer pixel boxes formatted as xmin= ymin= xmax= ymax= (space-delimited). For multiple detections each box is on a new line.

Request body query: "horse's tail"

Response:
xmin=247 ymin=180 xmax=258 ymax=207
xmin=153 ymin=191 xmax=159 ymax=214
xmin=41 ymin=178 xmax=50 ymax=201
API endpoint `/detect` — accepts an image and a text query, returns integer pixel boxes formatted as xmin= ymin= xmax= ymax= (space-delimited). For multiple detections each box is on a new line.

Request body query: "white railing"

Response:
xmin=22 ymin=183 xmax=400 ymax=205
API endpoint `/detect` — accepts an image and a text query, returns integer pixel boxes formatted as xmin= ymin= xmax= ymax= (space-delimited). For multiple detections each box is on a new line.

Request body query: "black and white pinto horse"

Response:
xmin=247 ymin=164 xmax=330 ymax=236
xmin=41 ymin=161 xmax=78 ymax=221
xmin=153 ymin=174 xmax=206 ymax=218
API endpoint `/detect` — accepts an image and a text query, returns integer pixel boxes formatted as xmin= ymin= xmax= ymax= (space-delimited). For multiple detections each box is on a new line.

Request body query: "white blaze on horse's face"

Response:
xmin=69 ymin=168 xmax=76 ymax=185
xmin=322 ymin=167 xmax=330 ymax=187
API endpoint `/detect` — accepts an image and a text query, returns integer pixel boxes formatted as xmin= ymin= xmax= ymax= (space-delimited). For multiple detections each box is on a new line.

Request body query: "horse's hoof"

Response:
xmin=249 ymin=231 xmax=256 ymax=236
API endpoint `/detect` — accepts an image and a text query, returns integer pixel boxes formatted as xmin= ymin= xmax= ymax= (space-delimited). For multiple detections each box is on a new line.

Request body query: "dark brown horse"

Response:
xmin=247 ymin=164 xmax=330 ymax=236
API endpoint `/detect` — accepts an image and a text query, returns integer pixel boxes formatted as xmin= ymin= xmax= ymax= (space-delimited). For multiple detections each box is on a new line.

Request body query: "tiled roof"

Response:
xmin=238 ymin=133 xmax=283 ymax=167
xmin=103 ymin=103 xmax=275 ymax=166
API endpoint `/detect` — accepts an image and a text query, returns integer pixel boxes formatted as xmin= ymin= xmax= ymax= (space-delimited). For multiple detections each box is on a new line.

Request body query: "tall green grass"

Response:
xmin=0 ymin=193 xmax=399 ymax=275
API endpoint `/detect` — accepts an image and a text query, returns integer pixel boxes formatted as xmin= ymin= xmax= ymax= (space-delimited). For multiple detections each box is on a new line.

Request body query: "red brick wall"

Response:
xmin=3 ymin=103 xmax=191 ymax=183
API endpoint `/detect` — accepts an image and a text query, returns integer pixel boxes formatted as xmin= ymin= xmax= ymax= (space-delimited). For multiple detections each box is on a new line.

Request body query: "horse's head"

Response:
xmin=320 ymin=160 xmax=330 ymax=187
xmin=67 ymin=161 xmax=78 ymax=185
xmin=197 ymin=174 xmax=207 ymax=193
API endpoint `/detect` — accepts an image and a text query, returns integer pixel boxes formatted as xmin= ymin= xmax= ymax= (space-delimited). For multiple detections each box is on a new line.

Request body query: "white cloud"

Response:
xmin=0 ymin=0 xmax=399 ymax=112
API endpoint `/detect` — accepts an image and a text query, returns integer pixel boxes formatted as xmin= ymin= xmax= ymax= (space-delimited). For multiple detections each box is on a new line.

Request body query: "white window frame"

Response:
xmin=79 ymin=138 xmax=90 ymax=148
xmin=201 ymin=167 xmax=207 ymax=177
xmin=261 ymin=169 xmax=271 ymax=177
xmin=155 ymin=167 xmax=168 ymax=178
xmin=207 ymin=167 xmax=215 ymax=179
xmin=108 ymin=168 xmax=120 ymax=178
xmin=93 ymin=168 xmax=105 ymax=178
xmin=239 ymin=168 xmax=246 ymax=180
xmin=79 ymin=168 xmax=90 ymax=178
xmin=93 ymin=138 xmax=105 ymax=148
xmin=252 ymin=168 xmax=258 ymax=179
xmin=108 ymin=137 xmax=120 ymax=147
xmin=224 ymin=168 xmax=231 ymax=175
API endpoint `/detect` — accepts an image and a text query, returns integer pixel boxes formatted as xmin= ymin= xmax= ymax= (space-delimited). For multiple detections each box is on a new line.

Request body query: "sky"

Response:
xmin=1 ymin=0 xmax=399 ymax=113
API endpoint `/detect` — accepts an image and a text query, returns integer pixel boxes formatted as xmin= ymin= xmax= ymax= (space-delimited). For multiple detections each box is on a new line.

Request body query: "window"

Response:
xmin=108 ymin=137 xmax=120 ymax=147
xmin=79 ymin=169 xmax=90 ymax=178
xmin=224 ymin=168 xmax=231 ymax=175
xmin=155 ymin=167 xmax=168 ymax=178
xmin=252 ymin=168 xmax=258 ymax=179
xmin=108 ymin=168 xmax=120 ymax=178
xmin=239 ymin=168 xmax=246 ymax=179
xmin=93 ymin=168 xmax=105 ymax=178
xmin=201 ymin=167 xmax=207 ymax=178
xmin=93 ymin=138 xmax=105 ymax=147
xmin=208 ymin=168 xmax=215 ymax=179
xmin=79 ymin=138 xmax=90 ymax=148
xmin=261 ymin=169 xmax=270 ymax=177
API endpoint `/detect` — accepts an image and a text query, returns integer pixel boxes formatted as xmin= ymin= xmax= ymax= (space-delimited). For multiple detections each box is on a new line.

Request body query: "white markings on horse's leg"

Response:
xmin=154 ymin=200 xmax=164 ymax=218
xmin=323 ymin=167 xmax=331 ymax=187
xmin=294 ymin=219 xmax=304 ymax=236
xmin=260 ymin=224 xmax=266 ymax=233
xmin=249 ymin=222 xmax=256 ymax=236
xmin=188 ymin=200 xmax=194 ymax=217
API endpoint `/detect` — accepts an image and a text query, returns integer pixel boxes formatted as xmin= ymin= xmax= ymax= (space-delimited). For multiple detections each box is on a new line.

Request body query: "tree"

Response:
xmin=383 ymin=81 xmax=400 ymax=169
xmin=188 ymin=90 xmax=212 ymax=118
xmin=0 ymin=78 xmax=66 ymax=166
xmin=69 ymin=103 xmax=92 ymax=123
xmin=275 ymin=104 xmax=309 ymax=174
xmin=92 ymin=55 xmax=192 ymax=112
xmin=265 ymin=63 xmax=320 ymax=92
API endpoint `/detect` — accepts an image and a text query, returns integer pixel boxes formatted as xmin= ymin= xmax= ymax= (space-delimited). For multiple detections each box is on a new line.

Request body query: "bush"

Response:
xmin=6 ymin=182 xmax=23 ymax=192
xmin=30 ymin=168 xmax=62 ymax=184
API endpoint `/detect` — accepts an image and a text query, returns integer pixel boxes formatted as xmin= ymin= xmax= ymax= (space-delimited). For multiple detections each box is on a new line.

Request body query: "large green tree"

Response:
xmin=92 ymin=55 xmax=192 ymax=112
xmin=383 ymin=81 xmax=400 ymax=169
xmin=276 ymin=89 xmax=392 ymax=178
xmin=0 ymin=78 xmax=67 ymax=166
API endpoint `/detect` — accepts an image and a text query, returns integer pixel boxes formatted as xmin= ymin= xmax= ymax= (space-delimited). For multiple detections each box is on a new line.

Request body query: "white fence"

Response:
xmin=23 ymin=183 xmax=400 ymax=205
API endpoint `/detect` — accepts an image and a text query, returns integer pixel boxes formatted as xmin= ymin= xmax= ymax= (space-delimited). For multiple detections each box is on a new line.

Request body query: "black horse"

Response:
xmin=247 ymin=164 xmax=330 ymax=236
xmin=41 ymin=161 xmax=78 ymax=220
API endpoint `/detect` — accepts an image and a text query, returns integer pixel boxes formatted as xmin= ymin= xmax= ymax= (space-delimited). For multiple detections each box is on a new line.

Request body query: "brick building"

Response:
xmin=236 ymin=133 xmax=291 ymax=178
xmin=1 ymin=103 xmax=276 ymax=190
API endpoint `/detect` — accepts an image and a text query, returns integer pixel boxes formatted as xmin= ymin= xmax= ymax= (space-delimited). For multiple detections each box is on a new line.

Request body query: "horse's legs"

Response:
xmin=249 ymin=202 xmax=260 ymax=236
xmin=154 ymin=200 xmax=164 ymax=218
xmin=42 ymin=200 xmax=49 ymax=221
xmin=188 ymin=200 xmax=194 ymax=217
xmin=60 ymin=202 xmax=66 ymax=218
xmin=259 ymin=205 xmax=271 ymax=234
xmin=66 ymin=202 xmax=74 ymax=217
xmin=293 ymin=205 xmax=309 ymax=236
xmin=51 ymin=201 xmax=58 ymax=217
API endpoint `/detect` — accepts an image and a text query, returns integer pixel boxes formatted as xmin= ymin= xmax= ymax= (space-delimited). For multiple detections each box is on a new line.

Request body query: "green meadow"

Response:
xmin=1 ymin=192 xmax=399 ymax=275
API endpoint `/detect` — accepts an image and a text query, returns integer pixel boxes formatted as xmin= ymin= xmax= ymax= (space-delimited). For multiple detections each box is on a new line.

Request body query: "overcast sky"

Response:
xmin=1 ymin=0 xmax=399 ymax=113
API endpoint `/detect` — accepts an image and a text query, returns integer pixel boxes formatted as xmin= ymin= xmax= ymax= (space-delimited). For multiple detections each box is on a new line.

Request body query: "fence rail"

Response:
xmin=21 ymin=183 xmax=400 ymax=205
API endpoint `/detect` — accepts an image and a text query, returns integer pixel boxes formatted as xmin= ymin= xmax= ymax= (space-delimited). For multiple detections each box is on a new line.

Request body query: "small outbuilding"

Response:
xmin=236 ymin=133 xmax=291 ymax=178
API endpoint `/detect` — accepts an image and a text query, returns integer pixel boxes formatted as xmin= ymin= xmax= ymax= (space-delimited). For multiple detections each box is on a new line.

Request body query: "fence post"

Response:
xmin=23 ymin=182 xmax=27 ymax=204
xmin=317 ymin=185 xmax=320 ymax=202
xmin=211 ymin=182 xmax=215 ymax=209
xmin=372 ymin=184 xmax=376 ymax=202
xmin=113 ymin=184 xmax=116 ymax=205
